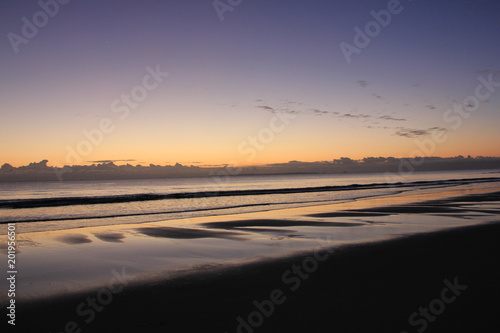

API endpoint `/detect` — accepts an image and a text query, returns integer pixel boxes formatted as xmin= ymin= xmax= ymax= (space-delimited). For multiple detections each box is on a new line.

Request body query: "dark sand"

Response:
xmin=15 ymin=223 xmax=500 ymax=332
xmin=13 ymin=191 xmax=500 ymax=332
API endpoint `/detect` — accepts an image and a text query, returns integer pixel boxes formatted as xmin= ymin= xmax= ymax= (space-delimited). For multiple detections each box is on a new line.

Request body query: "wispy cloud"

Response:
xmin=312 ymin=109 xmax=329 ymax=115
xmin=341 ymin=113 xmax=371 ymax=119
xmin=310 ymin=109 xmax=339 ymax=116
xmin=394 ymin=127 xmax=446 ymax=138
xmin=257 ymin=105 xmax=274 ymax=111
xmin=256 ymin=101 xmax=406 ymax=125
xmin=199 ymin=164 xmax=230 ymax=167
xmin=281 ymin=99 xmax=303 ymax=106
xmin=88 ymin=159 xmax=136 ymax=163
xmin=379 ymin=115 xmax=406 ymax=121
xmin=356 ymin=80 xmax=368 ymax=88
xmin=257 ymin=105 xmax=300 ymax=115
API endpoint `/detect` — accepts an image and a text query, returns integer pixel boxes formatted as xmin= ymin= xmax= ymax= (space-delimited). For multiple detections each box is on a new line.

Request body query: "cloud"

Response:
xmin=310 ymin=109 xmax=339 ymax=116
xmin=371 ymin=93 xmax=383 ymax=99
xmin=256 ymin=105 xmax=274 ymax=111
xmin=88 ymin=159 xmax=136 ymax=163
xmin=281 ymin=110 xmax=300 ymax=115
xmin=256 ymin=105 xmax=301 ymax=115
xmin=306 ymin=110 xmax=374 ymax=119
xmin=25 ymin=160 xmax=50 ymax=169
xmin=281 ymin=99 xmax=303 ymax=106
xmin=341 ymin=113 xmax=371 ymax=119
xmin=256 ymin=101 xmax=390 ymax=122
xmin=394 ymin=127 xmax=446 ymax=138
xmin=311 ymin=109 xmax=329 ymax=115
xmin=199 ymin=164 xmax=228 ymax=167
xmin=379 ymin=115 xmax=406 ymax=121
xmin=426 ymin=105 xmax=437 ymax=110
xmin=356 ymin=80 xmax=368 ymax=88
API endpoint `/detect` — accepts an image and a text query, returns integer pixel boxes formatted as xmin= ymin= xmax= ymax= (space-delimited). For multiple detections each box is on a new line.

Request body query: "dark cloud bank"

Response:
xmin=1 ymin=157 xmax=500 ymax=182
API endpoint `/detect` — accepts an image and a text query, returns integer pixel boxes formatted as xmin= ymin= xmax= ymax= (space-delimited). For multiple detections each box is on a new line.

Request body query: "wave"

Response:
xmin=1 ymin=177 xmax=499 ymax=209
xmin=0 ymin=202 xmax=278 ymax=224
xmin=0 ymin=194 xmax=392 ymax=225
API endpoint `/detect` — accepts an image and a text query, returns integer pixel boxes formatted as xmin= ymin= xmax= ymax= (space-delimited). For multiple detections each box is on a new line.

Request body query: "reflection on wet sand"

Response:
xmin=202 ymin=219 xmax=367 ymax=230
xmin=307 ymin=211 xmax=391 ymax=218
xmin=93 ymin=231 xmax=126 ymax=243
xmin=135 ymin=226 xmax=246 ymax=240
xmin=56 ymin=234 xmax=92 ymax=245
xmin=307 ymin=191 xmax=500 ymax=218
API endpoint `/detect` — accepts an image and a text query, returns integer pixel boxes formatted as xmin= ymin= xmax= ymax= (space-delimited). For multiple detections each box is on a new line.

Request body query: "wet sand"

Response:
xmin=8 ymin=189 xmax=500 ymax=332
xmin=16 ymin=220 xmax=500 ymax=332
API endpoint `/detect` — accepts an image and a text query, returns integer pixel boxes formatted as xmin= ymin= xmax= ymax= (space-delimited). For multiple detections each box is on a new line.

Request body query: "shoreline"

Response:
xmin=5 ymin=179 xmax=500 ymax=236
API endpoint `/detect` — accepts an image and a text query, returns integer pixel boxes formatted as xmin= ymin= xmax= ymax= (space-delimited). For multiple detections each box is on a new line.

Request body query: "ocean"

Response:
xmin=1 ymin=169 xmax=500 ymax=234
xmin=2 ymin=168 xmax=500 ymax=302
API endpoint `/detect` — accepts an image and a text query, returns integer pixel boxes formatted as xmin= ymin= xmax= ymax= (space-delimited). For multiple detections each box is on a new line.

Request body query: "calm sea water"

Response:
xmin=2 ymin=169 xmax=500 ymax=302
xmin=1 ymin=169 xmax=499 ymax=233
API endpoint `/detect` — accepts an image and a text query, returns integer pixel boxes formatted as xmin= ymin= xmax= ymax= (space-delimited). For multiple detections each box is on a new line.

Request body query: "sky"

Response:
xmin=1 ymin=0 xmax=499 ymax=167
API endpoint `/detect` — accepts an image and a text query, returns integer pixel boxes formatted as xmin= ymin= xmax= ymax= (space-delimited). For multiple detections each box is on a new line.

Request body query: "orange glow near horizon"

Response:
xmin=3 ymin=112 xmax=498 ymax=168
